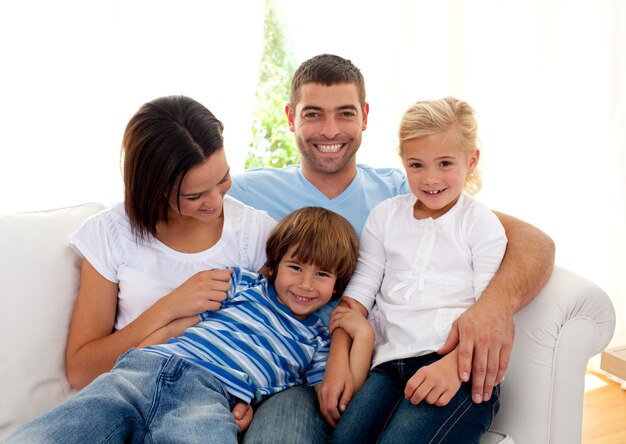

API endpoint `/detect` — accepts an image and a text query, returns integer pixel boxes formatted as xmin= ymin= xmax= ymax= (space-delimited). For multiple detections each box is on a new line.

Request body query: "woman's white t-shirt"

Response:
xmin=69 ymin=195 xmax=277 ymax=330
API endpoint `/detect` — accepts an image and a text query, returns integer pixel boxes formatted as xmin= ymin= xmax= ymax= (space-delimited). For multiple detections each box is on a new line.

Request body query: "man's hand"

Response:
xmin=438 ymin=299 xmax=514 ymax=404
xmin=232 ymin=401 xmax=253 ymax=433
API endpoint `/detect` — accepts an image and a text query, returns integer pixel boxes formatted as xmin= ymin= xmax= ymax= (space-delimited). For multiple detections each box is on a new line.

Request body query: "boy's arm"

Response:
xmin=335 ymin=306 xmax=374 ymax=390
xmin=317 ymin=328 xmax=352 ymax=427
xmin=318 ymin=297 xmax=371 ymax=427
xmin=439 ymin=211 xmax=555 ymax=403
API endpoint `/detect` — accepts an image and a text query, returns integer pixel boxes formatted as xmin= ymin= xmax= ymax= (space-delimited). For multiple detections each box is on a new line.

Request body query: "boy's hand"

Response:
xmin=318 ymin=326 xmax=354 ymax=428
xmin=318 ymin=360 xmax=353 ymax=428
xmin=232 ymin=401 xmax=253 ymax=432
xmin=404 ymin=350 xmax=462 ymax=407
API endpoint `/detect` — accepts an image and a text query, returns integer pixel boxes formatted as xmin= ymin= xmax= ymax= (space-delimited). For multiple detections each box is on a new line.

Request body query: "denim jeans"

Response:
xmin=7 ymin=349 xmax=239 ymax=444
xmin=331 ymin=353 xmax=500 ymax=444
xmin=243 ymin=385 xmax=330 ymax=444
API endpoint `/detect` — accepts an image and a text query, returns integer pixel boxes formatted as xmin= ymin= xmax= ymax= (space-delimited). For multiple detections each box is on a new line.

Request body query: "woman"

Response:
xmin=65 ymin=96 xmax=276 ymax=428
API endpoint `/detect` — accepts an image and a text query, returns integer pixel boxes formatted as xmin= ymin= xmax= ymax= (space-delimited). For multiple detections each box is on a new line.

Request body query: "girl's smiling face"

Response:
xmin=402 ymin=131 xmax=479 ymax=220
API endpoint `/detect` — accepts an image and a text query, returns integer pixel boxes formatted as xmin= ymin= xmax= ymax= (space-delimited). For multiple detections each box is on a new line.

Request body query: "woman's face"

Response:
xmin=168 ymin=148 xmax=231 ymax=222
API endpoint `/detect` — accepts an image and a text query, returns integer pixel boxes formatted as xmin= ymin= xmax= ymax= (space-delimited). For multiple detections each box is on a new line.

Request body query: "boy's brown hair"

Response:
xmin=265 ymin=207 xmax=359 ymax=298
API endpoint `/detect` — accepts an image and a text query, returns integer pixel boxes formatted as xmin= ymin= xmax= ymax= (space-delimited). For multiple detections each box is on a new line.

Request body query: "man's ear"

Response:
xmin=286 ymin=104 xmax=296 ymax=132
xmin=361 ymin=102 xmax=369 ymax=131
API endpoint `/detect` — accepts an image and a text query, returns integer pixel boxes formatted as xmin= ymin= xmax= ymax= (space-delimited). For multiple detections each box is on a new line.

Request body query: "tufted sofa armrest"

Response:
xmin=482 ymin=266 xmax=615 ymax=444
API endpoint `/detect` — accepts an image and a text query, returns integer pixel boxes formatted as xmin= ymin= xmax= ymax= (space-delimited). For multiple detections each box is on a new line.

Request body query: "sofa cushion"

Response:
xmin=0 ymin=202 xmax=105 ymax=439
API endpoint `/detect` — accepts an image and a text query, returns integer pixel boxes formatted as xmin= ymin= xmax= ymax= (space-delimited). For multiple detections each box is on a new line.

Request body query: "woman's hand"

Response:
xmin=160 ymin=268 xmax=232 ymax=318
xmin=66 ymin=261 xmax=233 ymax=390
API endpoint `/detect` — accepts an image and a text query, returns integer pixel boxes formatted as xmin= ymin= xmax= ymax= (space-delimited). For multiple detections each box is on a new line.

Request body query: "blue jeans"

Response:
xmin=243 ymin=385 xmax=330 ymax=444
xmin=331 ymin=353 xmax=500 ymax=444
xmin=7 ymin=349 xmax=239 ymax=444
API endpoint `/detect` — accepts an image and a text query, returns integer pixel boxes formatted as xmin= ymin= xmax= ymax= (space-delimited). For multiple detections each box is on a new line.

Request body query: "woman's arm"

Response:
xmin=66 ymin=259 xmax=232 ymax=389
xmin=137 ymin=315 xmax=200 ymax=348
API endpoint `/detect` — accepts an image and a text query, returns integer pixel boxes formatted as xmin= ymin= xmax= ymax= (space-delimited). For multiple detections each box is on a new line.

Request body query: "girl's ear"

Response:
xmin=468 ymin=148 xmax=480 ymax=173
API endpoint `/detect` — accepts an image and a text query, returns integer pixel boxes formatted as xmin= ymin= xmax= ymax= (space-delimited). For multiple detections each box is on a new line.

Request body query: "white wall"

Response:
xmin=0 ymin=0 xmax=263 ymax=212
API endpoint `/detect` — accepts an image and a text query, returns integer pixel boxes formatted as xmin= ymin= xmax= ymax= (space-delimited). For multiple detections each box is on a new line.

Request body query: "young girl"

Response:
xmin=64 ymin=96 xmax=276 ymax=426
xmin=328 ymin=97 xmax=507 ymax=443
xmin=8 ymin=207 xmax=371 ymax=444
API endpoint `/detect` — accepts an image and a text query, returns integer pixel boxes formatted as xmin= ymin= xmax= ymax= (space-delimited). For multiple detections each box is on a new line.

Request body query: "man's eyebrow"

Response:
xmin=337 ymin=104 xmax=358 ymax=111
xmin=300 ymin=104 xmax=358 ymax=112
xmin=301 ymin=105 xmax=322 ymax=112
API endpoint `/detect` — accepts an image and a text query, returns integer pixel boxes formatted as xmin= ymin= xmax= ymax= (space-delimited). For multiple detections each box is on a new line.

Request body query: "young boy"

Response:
xmin=8 ymin=207 xmax=373 ymax=444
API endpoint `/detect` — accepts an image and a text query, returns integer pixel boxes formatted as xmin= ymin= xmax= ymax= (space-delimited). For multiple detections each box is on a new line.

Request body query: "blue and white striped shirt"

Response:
xmin=144 ymin=267 xmax=330 ymax=403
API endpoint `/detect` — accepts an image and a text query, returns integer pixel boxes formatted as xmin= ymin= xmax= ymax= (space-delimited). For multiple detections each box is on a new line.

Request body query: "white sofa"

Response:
xmin=0 ymin=203 xmax=616 ymax=443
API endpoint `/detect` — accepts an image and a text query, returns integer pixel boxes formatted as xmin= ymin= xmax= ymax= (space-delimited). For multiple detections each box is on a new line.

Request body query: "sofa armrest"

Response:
xmin=0 ymin=203 xmax=105 ymax=440
xmin=488 ymin=266 xmax=615 ymax=444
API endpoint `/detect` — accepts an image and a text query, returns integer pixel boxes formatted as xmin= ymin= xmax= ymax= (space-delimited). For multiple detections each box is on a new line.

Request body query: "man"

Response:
xmin=229 ymin=54 xmax=554 ymax=442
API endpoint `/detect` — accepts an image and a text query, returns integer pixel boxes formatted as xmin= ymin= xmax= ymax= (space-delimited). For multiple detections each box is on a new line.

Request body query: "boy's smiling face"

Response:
xmin=273 ymin=244 xmax=337 ymax=320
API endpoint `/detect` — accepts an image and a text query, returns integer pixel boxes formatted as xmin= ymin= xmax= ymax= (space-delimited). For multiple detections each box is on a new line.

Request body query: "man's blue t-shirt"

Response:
xmin=229 ymin=163 xmax=408 ymax=321
xmin=229 ymin=164 xmax=408 ymax=236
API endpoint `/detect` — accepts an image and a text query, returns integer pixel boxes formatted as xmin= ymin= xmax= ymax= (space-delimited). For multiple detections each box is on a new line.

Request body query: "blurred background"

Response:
xmin=1 ymin=0 xmax=624 ymax=347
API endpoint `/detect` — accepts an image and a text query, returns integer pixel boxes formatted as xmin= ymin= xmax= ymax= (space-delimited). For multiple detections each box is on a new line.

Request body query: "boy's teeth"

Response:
xmin=317 ymin=144 xmax=342 ymax=153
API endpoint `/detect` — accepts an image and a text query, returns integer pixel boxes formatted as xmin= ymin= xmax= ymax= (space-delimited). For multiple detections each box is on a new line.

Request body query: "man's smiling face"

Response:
xmin=287 ymin=82 xmax=368 ymax=176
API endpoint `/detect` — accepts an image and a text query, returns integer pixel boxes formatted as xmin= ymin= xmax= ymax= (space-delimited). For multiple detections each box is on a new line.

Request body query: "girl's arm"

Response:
xmin=65 ymin=259 xmax=232 ymax=389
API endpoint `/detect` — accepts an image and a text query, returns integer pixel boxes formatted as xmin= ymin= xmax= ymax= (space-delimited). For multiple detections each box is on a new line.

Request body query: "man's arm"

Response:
xmin=438 ymin=211 xmax=555 ymax=403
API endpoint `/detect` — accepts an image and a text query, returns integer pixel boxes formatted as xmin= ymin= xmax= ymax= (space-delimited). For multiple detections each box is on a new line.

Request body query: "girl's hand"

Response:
xmin=404 ymin=350 xmax=462 ymax=407
xmin=329 ymin=305 xmax=369 ymax=339
xmin=161 ymin=268 xmax=232 ymax=319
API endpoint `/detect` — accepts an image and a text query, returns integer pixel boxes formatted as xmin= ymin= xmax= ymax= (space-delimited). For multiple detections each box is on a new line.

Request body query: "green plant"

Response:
xmin=246 ymin=0 xmax=299 ymax=169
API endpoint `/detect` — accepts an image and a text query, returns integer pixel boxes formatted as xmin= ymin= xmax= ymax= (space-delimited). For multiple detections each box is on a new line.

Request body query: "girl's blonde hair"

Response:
xmin=398 ymin=96 xmax=482 ymax=195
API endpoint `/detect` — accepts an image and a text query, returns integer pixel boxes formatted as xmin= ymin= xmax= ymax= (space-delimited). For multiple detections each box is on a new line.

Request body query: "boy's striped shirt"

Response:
xmin=144 ymin=267 xmax=330 ymax=403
